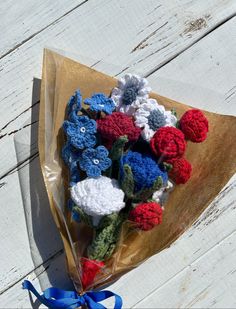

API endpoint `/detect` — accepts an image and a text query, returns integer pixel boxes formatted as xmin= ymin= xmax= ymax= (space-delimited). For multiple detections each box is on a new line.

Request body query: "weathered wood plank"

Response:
xmin=134 ymin=231 xmax=236 ymax=308
xmin=1 ymin=174 xmax=236 ymax=307
xmin=147 ymin=17 xmax=236 ymax=116
xmin=0 ymin=1 xmax=235 ymax=170
xmin=0 ymin=1 xmax=236 ymax=307
xmin=0 ymin=0 xmax=87 ymax=58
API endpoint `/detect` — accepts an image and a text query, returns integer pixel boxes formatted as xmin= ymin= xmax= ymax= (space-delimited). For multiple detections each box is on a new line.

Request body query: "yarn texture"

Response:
xmin=67 ymin=89 xmax=82 ymax=122
xmin=70 ymin=176 xmax=125 ymax=217
xmin=79 ymin=146 xmax=112 ymax=178
xmin=129 ymin=202 xmax=163 ymax=231
xmin=120 ymin=151 xmax=168 ymax=193
xmin=134 ymin=98 xmax=177 ymax=141
xmin=97 ymin=112 xmax=141 ymax=148
xmin=167 ymin=158 xmax=192 ymax=184
xmin=63 ymin=115 xmax=97 ymax=149
xmin=81 ymin=258 xmax=104 ymax=289
xmin=152 ymin=180 xmax=174 ymax=205
xmin=111 ymin=74 xmax=151 ymax=115
xmin=84 ymin=93 xmax=115 ymax=114
xmin=179 ymin=109 xmax=208 ymax=142
xmin=150 ymin=126 xmax=186 ymax=159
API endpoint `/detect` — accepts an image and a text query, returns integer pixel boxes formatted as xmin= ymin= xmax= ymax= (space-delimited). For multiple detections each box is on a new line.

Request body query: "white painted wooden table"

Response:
xmin=0 ymin=1 xmax=236 ymax=308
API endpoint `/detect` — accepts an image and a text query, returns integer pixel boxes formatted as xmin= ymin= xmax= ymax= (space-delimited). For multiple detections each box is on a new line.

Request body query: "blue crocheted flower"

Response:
xmin=63 ymin=116 xmax=97 ymax=149
xmin=67 ymin=89 xmax=82 ymax=122
xmin=62 ymin=142 xmax=81 ymax=186
xmin=79 ymin=146 xmax=112 ymax=177
xmin=84 ymin=93 xmax=115 ymax=114
xmin=120 ymin=151 xmax=168 ymax=192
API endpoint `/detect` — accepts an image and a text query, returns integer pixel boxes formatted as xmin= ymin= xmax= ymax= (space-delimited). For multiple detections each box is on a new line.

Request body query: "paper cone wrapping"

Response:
xmin=38 ymin=49 xmax=236 ymax=292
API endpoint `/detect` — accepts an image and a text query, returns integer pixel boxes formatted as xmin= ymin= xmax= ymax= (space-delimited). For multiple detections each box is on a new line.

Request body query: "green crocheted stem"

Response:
xmin=120 ymin=164 xmax=135 ymax=199
xmin=110 ymin=135 xmax=128 ymax=161
xmin=134 ymin=176 xmax=163 ymax=201
xmin=87 ymin=213 xmax=125 ymax=261
xmin=163 ymin=162 xmax=173 ymax=172
xmin=171 ymin=108 xmax=177 ymax=117
xmin=72 ymin=205 xmax=93 ymax=227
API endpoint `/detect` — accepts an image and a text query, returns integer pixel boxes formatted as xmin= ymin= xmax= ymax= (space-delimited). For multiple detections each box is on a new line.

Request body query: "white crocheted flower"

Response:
xmin=134 ymin=98 xmax=177 ymax=141
xmin=111 ymin=74 xmax=151 ymax=116
xmin=70 ymin=176 xmax=125 ymax=218
xmin=152 ymin=181 xmax=174 ymax=207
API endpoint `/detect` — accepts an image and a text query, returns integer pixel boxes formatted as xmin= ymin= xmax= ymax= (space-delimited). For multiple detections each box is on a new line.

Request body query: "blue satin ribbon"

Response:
xmin=22 ymin=280 xmax=122 ymax=309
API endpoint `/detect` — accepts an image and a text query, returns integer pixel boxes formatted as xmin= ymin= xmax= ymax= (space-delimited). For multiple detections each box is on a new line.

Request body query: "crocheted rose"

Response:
xmin=167 ymin=158 xmax=192 ymax=184
xmin=129 ymin=202 xmax=163 ymax=231
xmin=120 ymin=151 xmax=168 ymax=199
xmin=84 ymin=93 xmax=115 ymax=115
xmin=179 ymin=109 xmax=208 ymax=142
xmin=97 ymin=112 xmax=141 ymax=149
xmin=71 ymin=176 xmax=125 ymax=220
xmin=81 ymin=258 xmax=104 ymax=289
xmin=79 ymin=146 xmax=112 ymax=178
xmin=111 ymin=74 xmax=151 ymax=116
xmin=150 ymin=127 xmax=186 ymax=159
xmin=134 ymin=98 xmax=177 ymax=141
xmin=63 ymin=115 xmax=97 ymax=149
xmin=152 ymin=180 xmax=174 ymax=205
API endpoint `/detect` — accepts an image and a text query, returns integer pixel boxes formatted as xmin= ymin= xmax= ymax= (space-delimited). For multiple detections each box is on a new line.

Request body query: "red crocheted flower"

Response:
xmin=129 ymin=202 xmax=163 ymax=231
xmin=97 ymin=112 xmax=141 ymax=148
xmin=150 ymin=127 xmax=186 ymax=159
xmin=167 ymin=157 xmax=192 ymax=184
xmin=81 ymin=258 xmax=104 ymax=289
xmin=179 ymin=109 xmax=208 ymax=143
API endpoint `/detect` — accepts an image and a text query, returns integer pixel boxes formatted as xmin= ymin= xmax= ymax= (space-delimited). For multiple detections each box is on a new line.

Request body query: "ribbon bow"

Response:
xmin=22 ymin=280 xmax=122 ymax=309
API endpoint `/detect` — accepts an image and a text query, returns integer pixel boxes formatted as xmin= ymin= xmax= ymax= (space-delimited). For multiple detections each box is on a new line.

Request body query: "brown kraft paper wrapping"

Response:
xmin=38 ymin=49 xmax=236 ymax=292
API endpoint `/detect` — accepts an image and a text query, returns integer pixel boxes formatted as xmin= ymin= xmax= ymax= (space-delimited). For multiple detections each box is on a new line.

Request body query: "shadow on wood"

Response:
xmin=14 ymin=78 xmax=73 ymax=294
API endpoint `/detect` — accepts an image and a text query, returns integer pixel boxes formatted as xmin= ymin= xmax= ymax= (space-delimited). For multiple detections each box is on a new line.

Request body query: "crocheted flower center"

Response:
xmin=123 ymin=86 xmax=138 ymax=105
xmin=147 ymin=109 xmax=165 ymax=131
xmin=93 ymin=159 xmax=100 ymax=165
xmin=80 ymin=127 xmax=86 ymax=133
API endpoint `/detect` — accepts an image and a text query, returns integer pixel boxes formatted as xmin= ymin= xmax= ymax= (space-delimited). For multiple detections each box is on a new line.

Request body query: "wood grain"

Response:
xmin=0 ymin=0 xmax=236 ymax=307
xmin=0 ymin=0 xmax=87 ymax=58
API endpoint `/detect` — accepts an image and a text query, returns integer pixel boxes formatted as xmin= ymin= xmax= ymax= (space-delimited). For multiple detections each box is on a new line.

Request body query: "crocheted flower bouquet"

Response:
xmin=61 ymin=74 xmax=208 ymax=290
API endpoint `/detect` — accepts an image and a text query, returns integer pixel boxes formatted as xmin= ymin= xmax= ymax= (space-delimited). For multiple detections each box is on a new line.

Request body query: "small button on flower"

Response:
xmin=63 ymin=115 xmax=97 ymax=149
xmin=79 ymin=146 xmax=112 ymax=178
xmin=84 ymin=93 xmax=115 ymax=115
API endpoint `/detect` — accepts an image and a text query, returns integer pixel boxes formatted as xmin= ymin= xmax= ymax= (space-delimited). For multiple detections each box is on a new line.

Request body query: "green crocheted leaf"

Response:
xmin=72 ymin=206 xmax=93 ymax=227
xmin=121 ymin=164 xmax=135 ymax=198
xmin=87 ymin=213 xmax=125 ymax=261
xmin=134 ymin=176 xmax=163 ymax=201
xmin=163 ymin=162 xmax=173 ymax=172
xmin=110 ymin=135 xmax=128 ymax=161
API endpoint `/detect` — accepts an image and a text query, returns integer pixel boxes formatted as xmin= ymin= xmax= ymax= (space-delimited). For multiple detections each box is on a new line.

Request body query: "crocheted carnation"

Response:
xmin=120 ymin=151 xmax=168 ymax=193
xmin=97 ymin=112 xmax=141 ymax=148
xmin=134 ymin=98 xmax=177 ymax=141
xmin=111 ymin=74 xmax=151 ymax=116
xmin=179 ymin=109 xmax=208 ymax=143
xmin=167 ymin=158 xmax=192 ymax=184
xmin=71 ymin=176 xmax=125 ymax=217
xmin=79 ymin=146 xmax=112 ymax=178
xmin=150 ymin=127 xmax=186 ymax=159
xmin=81 ymin=258 xmax=104 ymax=289
xmin=84 ymin=93 xmax=115 ymax=114
xmin=63 ymin=115 xmax=97 ymax=149
xmin=129 ymin=202 xmax=163 ymax=231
